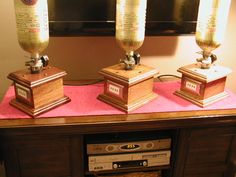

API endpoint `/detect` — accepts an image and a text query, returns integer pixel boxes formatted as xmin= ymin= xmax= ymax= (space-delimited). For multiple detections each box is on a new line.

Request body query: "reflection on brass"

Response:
xmin=116 ymin=0 xmax=147 ymax=70
xmin=195 ymin=0 xmax=231 ymax=69
xmin=116 ymin=40 xmax=144 ymax=54
xmin=14 ymin=0 xmax=49 ymax=73
xmin=19 ymin=41 xmax=49 ymax=57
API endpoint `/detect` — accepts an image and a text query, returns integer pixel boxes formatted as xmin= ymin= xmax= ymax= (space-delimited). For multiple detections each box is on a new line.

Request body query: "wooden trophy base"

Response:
xmin=174 ymin=63 xmax=232 ymax=107
xmin=98 ymin=64 xmax=158 ymax=112
xmin=8 ymin=66 xmax=70 ymax=117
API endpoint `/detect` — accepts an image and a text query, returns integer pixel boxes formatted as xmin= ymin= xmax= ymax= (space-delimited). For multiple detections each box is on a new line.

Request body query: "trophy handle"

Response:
xmin=120 ymin=52 xmax=141 ymax=70
xmin=196 ymin=51 xmax=217 ymax=69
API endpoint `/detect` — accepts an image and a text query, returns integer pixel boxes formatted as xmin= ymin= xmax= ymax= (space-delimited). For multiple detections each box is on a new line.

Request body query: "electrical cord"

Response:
xmin=155 ymin=74 xmax=181 ymax=82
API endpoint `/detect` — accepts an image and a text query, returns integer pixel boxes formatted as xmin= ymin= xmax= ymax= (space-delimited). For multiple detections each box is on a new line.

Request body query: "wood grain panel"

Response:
xmin=186 ymin=136 xmax=231 ymax=165
xmin=127 ymin=78 xmax=154 ymax=103
xmin=184 ymin=164 xmax=226 ymax=175
xmin=18 ymin=146 xmax=70 ymax=177
xmin=6 ymin=137 xmax=72 ymax=177
xmin=173 ymin=127 xmax=236 ymax=177
xmin=190 ymin=127 xmax=236 ymax=138
xmin=184 ymin=173 xmax=223 ymax=177
xmin=225 ymin=135 xmax=236 ymax=177
xmin=185 ymin=127 xmax=235 ymax=177
xmin=33 ymin=78 xmax=64 ymax=108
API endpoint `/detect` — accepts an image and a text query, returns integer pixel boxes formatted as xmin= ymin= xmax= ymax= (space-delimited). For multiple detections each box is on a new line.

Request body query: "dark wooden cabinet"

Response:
xmin=173 ymin=126 xmax=236 ymax=177
xmin=0 ymin=110 xmax=235 ymax=177
xmin=2 ymin=135 xmax=84 ymax=177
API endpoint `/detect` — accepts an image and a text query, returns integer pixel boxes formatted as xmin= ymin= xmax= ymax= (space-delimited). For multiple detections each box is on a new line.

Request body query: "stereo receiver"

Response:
xmin=87 ymin=138 xmax=171 ymax=172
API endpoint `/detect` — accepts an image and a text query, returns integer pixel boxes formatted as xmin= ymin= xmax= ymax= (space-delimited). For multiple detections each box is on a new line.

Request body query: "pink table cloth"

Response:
xmin=1 ymin=81 xmax=236 ymax=119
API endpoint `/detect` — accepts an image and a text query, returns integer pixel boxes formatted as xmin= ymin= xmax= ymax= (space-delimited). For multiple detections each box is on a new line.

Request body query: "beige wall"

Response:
xmin=0 ymin=0 xmax=236 ymax=101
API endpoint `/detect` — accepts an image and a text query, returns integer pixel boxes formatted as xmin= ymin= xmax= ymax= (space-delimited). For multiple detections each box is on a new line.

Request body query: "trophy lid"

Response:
xmin=178 ymin=63 xmax=232 ymax=83
xmin=99 ymin=64 xmax=158 ymax=85
xmin=8 ymin=66 xmax=67 ymax=87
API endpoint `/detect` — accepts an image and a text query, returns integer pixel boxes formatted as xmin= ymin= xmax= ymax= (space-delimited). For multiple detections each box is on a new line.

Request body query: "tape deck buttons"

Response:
xmin=145 ymin=142 xmax=154 ymax=149
xmin=113 ymin=163 xmax=118 ymax=169
xmin=143 ymin=160 xmax=148 ymax=166
xmin=106 ymin=145 xmax=116 ymax=152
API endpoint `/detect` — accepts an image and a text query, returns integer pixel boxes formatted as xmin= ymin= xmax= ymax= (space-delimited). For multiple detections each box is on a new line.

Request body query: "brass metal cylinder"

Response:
xmin=14 ymin=0 xmax=49 ymax=59
xmin=116 ymin=0 xmax=147 ymax=53
xmin=196 ymin=0 xmax=231 ymax=54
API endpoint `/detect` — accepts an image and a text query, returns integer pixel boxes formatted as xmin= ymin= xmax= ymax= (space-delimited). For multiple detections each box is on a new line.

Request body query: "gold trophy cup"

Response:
xmin=175 ymin=0 xmax=232 ymax=107
xmin=8 ymin=0 xmax=70 ymax=117
xmin=98 ymin=0 xmax=158 ymax=112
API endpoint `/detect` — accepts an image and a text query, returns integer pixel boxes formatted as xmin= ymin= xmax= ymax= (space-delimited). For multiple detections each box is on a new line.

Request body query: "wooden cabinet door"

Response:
xmin=2 ymin=135 xmax=84 ymax=177
xmin=173 ymin=126 xmax=236 ymax=177
xmin=225 ymin=136 xmax=236 ymax=177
